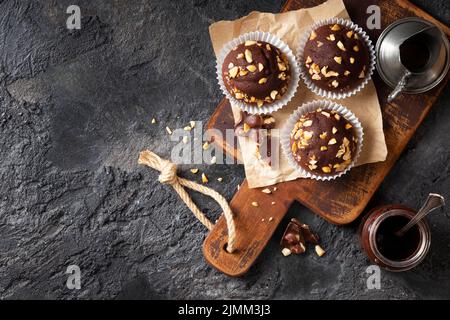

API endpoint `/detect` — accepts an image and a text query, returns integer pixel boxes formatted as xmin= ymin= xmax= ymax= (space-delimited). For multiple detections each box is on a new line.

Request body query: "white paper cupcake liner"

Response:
xmin=216 ymin=31 xmax=300 ymax=115
xmin=280 ymin=100 xmax=364 ymax=181
xmin=296 ymin=18 xmax=376 ymax=100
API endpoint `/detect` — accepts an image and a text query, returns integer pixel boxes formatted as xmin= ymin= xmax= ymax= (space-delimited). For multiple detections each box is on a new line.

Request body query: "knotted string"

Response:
xmin=138 ymin=150 xmax=236 ymax=253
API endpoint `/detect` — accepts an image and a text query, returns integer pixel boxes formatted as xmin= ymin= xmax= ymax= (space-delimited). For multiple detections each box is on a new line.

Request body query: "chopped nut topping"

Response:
xmin=319 ymin=132 xmax=327 ymax=139
xmin=337 ymin=41 xmax=346 ymax=51
xmin=239 ymin=69 xmax=248 ymax=76
xmin=245 ymin=40 xmax=257 ymax=46
xmin=321 ymin=111 xmax=331 ymax=118
xmin=246 ymin=64 xmax=257 ymax=72
xmin=312 ymin=74 xmax=322 ymax=80
xmin=278 ymin=72 xmax=286 ymax=80
xmin=332 ymin=127 xmax=338 ymax=134
xmin=326 ymin=34 xmax=336 ymax=41
xmin=328 ymin=138 xmax=337 ymax=145
xmin=278 ymin=62 xmax=287 ymax=71
xmin=237 ymin=53 xmax=244 ymax=59
xmin=320 ymin=146 xmax=328 ymax=151
xmin=251 ymin=201 xmax=259 ymax=207
xmin=165 ymin=126 xmax=173 ymax=135
xmin=322 ymin=166 xmax=331 ymax=173
xmin=350 ymin=57 xmax=355 ymax=64
xmin=344 ymin=70 xmax=351 ymax=76
xmin=245 ymin=49 xmax=253 ymax=63
xmin=229 ymin=66 xmax=239 ymax=78
xmin=243 ymin=123 xmax=251 ymax=133
xmin=359 ymin=70 xmax=365 ymax=78
xmin=270 ymin=90 xmax=278 ymax=100
xmin=354 ymin=33 xmax=359 ymax=40
xmin=190 ymin=168 xmax=199 ymax=174
xmin=303 ymin=131 xmax=313 ymax=140
xmin=305 ymin=56 xmax=312 ymax=64
xmin=345 ymin=123 xmax=353 ymax=130
xmin=256 ymin=100 xmax=263 ymax=107
xmin=201 ymin=173 xmax=208 ymax=184
xmin=258 ymin=63 xmax=264 ymax=72
xmin=228 ymin=62 xmax=234 ymax=69
xmin=353 ymin=45 xmax=360 ymax=52
xmin=317 ymin=41 xmax=324 ymax=47
xmin=266 ymin=44 xmax=271 ymax=51
xmin=291 ymin=142 xmax=298 ymax=153
xmin=309 ymin=31 xmax=317 ymax=40
xmin=331 ymin=80 xmax=339 ymax=88
xmin=334 ymin=114 xmax=341 ymax=120
xmin=346 ymin=30 xmax=354 ymax=38
xmin=321 ymin=66 xmax=328 ymax=76
xmin=202 ymin=141 xmax=210 ymax=150
xmin=311 ymin=63 xmax=321 ymax=74
xmin=315 ymin=245 xmax=326 ymax=257
xmin=258 ymin=77 xmax=268 ymax=84
xmin=303 ymin=120 xmax=313 ymax=127
xmin=334 ymin=56 xmax=342 ymax=64
xmin=330 ymin=24 xmax=341 ymax=31
xmin=235 ymin=92 xmax=244 ymax=99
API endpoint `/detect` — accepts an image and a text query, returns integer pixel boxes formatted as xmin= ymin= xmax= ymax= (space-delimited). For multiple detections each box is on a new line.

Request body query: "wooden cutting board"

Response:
xmin=202 ymin=0 xmax=450 ymax=276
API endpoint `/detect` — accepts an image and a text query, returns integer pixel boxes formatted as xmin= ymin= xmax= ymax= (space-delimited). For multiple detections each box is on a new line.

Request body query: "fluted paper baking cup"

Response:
xmin=296 ymin=18 xmax=376 ymax=100
xmin=280 ymin=100 xmax=364 ymax=181
xmin=216 ymin=31 xmax=300 ymax=115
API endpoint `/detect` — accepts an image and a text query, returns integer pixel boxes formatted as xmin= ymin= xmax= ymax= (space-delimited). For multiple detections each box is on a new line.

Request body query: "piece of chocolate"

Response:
xmin=303 ymin=23 xmax=369 ymax=92
xmin=289 ymin=108 xmax=357 ymax=176
xmin=222 ymin=41 xmax=291 ymax=107
xmin=291 ymin=218 xmax=319 ymax=244
xmin=280 ymin=219 xmax=306 ymax=255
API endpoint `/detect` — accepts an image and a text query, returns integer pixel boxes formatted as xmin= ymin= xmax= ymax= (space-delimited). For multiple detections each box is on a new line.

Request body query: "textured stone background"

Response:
xmin=0 ymin=0 xmax=449 ymax=300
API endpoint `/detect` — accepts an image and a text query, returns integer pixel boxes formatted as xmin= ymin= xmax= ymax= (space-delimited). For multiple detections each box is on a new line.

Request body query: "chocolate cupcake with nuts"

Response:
xmin=298 ymin=18 xmax=375 ymax=99
xmin=281 ymin=100 xmax=363 ymax=180
xmin=217 ymin=32 xmax=300 ymax=114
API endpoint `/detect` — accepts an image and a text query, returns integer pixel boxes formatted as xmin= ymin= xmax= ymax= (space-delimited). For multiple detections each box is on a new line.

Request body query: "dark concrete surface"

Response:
xmin=0 ymin=0 xmax=449 ymax=300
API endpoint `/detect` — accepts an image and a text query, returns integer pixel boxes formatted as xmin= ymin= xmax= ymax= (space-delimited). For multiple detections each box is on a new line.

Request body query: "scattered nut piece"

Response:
xmin=151 ymin=118 xmax=156 ymax=124
xmin=309 ymin=31 xmax=317 ymax=40
xmin=190 ymin=121 xmax=196 ymax=129
xmin=217 ymin=177 xmax=223 ymax=182
xmin=305 ymin=56 xmax=312 ymax=64
xmin=251 ymin=201 xmax=259 ymax=207
xmin=261 ymin=218 xmax=265 ymax=222
xmin=190 ymin=168 xmax=199 ymax=174
xmin=184 ymin=126 xmax=192 ymax=131
xmin=269 ymin=217 xmax=274 ymax=222
xmin=334 ymin=56 xmax=342 ymax=64
xmin=165 ymin=126 xmax=173 ymax=135
xmin=258 ymin=77 xmax=268 ymax=84
xmin=182 ymin=136 xmax=189 ymax=144
xmin=261 ymin=188 xmax=272 ymax=194
xmin=245 ymin=40 xmax=257 ymax=46
xmin=317 ymin=41 xmax=324 ymax=47
xmin=282 ymin=248 xmax=292 ymax=257
xmin=273 ymin=187 xmax=277 ymax=191
xmin=337 ymin=41 xmax=346 ymax=51
xmin=210 ymin=156 xmax=217 ymax=164
xmin=326 ymin=34 xmax=336 ymax=41
xmin=202 ymin=141 xmax=210 ymax=150
xmin=271 ymin=201 xmax=276 ymax=205
xmin=245 ymin=49 xmax=253 ymax=63
xmin=328 ymin=138 xmax=337 ymax=145
xmin=201 ymin=173 xmax=208 ymax=184
xmin=315 ymin=245 xmax=326 ymax=257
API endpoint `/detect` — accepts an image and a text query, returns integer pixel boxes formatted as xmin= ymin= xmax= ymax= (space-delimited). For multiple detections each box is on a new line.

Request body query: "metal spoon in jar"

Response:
xmin=395 ymin=193 xmax=445 ymax=237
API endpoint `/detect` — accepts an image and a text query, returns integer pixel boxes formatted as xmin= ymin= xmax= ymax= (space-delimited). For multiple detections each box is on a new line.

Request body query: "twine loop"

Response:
xmin=138 ymin=150 xmax=236 ymax=253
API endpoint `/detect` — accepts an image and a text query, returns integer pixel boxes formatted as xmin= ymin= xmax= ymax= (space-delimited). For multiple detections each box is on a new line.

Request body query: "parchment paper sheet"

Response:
xmin=209 ymin=0 xmax=387 ymax=188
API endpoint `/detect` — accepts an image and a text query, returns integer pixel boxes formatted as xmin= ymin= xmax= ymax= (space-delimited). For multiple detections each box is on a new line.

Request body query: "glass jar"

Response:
xmin=359 ymin=204 xmax=431 ymax=272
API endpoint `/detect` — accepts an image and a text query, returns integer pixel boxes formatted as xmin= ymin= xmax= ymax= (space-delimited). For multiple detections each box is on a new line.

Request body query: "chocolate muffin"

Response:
xmin=290 ymin=108 xmax=358 ymax=176
xmin=303 ymin=23 xmax=369 ymax=92
xmin=222 ymin=40 xmax=291 ymax=107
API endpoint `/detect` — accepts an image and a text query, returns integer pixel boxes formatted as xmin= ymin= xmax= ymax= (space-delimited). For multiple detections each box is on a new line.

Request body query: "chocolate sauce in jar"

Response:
xmin=375 ymin=215 xmax=421 ymax=261
xmin=400 ymin=33 xmax=431 ymax=73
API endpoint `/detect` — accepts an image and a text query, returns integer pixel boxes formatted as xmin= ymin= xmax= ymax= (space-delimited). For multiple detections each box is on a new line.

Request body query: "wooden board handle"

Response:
xmin=202 ymin=180 xmax=294 ymax=276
